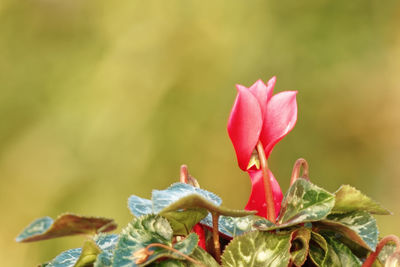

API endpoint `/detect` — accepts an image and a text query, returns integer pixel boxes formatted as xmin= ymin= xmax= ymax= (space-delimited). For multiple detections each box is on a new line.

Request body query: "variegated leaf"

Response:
xmin=290 ymin=228 xmax=311 ymax=266
xmin=94 ymin=234 xmax=119 ymax=267
xmin=159 ymin=194 xmax=255 ymax=218
xmin=152 ymin=183 xmax=221 ymax=213
xmin=128 ymin=195 xmax=153 ymax=218
xmin=333 ymin=185 xmax=391 ymax=215
xmin=325 ymin=235 xmax=362 ymax=266
xmin=159 ymin=208 xmax=208 ymax=236
xmin=316 ymin=211 xmax=378 ymax=251
xmin=74 ymin=239 xmax=101 ymax=267
xmin=16 ymin=214 xmax=117 ymax=242
xmin=278 ymin=179 xmax=335 ymax=226
xmin=44 ymin=234 xmax=118 ymax=267
xmin=112 ymin=215 xmax=198 ymax=267
xmin=309 ymin=231 xmax=341 ymax=266
xmin=185 ymin=247 xmax=219 ymax=267
xmin=221 ymin=231 xmax=291 ymax=267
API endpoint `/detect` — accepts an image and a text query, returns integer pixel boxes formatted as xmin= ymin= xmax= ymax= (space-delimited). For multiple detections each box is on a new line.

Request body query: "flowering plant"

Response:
xmin=17 ymin=78 xmax=400 ymax=267
xmin=228 ymin=77 xmax=297 ymax=220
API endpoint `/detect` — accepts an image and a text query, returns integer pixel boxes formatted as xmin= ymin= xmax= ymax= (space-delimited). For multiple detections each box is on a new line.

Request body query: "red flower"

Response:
xmin=227 ymin=77 xmax=297 ymax=218
xmin=245 ymin=169 xmax=283 ymax=218
xmin=193 ymin=224 xmax=206 ymax=250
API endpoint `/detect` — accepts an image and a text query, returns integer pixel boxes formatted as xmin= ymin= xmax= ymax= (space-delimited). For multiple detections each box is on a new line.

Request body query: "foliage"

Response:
xmin=17 ymin=177 xmax=397 ymax=266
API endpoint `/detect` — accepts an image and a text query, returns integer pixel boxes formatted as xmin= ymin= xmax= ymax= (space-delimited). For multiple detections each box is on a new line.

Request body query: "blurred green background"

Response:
xmin=1 ymin=0 xmax=399 ymax=265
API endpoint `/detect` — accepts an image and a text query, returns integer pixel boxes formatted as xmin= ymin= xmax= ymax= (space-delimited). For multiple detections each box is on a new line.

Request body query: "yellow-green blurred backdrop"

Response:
xmin=1 ymin=0 xmax=399 ymax=265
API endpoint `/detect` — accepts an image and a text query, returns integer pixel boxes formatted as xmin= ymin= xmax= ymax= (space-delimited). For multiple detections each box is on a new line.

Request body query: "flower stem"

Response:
xmin=362 ymin=235 xmax=400 ymax=267
xmin=211 ymin=211 xmax=221 ymax=263
xmin=180 ymin=165 xmax=189 ymax=183
xmin=290 ymin=158 xmax=310 ymax=186
xmin=180 ymin=165 xmax=200 ymax=187
xmin=256 ymin=141 xmax=276 ymax=223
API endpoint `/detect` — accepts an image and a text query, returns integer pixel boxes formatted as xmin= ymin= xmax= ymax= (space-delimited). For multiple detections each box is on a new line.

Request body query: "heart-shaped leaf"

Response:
xmin=384 ymin=251 xmax=400 ymax=267
xmin=378 ymin=242 xmax=397 ymax=265
xmin=152 ymin=183 xmax=222 ymax=213
xmin=128 ymin=183 xmax=224 ymax=236
xmin=315 ymin=211 xmax=378 ymax=251
xmin=128 ymin=195 xmax=153 ymax=218
xmin=74 ymin=239 xmax=102 ymax=267
xmin=309 ymin=231 xmax=341 ymax=266
xmin=44 ymin=234 xmax=118 ymax=267
xmin=278 ymin=179 xmax=335 ymax=226
xmin=159 ymin=194 xmax=255 ymax=218
xmin=150 ymin=259 xmax=186 ymax=266
xmin=332 ymin=185 xmax=391 ymax=215
xmin=46 ymin=248 xmax=82 ymax=267
xmin=112 ymin=214 xmax=198 ymax=267
xmin=94 ymin=234 xmax=119 ymax=267
xmin=16 ymin=214 xmax=117 ymax=242
xmin=324 ymin=235 xmax=362 ymax=266
xmin=215 ymin=215 xmax=261 ymax=238
xmin=221 ymin=231 xmax=291 ymax=267
xmin=159 ymin=209 xmax=208 ymax=236
xmin=185 ymin=247 xmax=219 ymax=267
xmin=290 ymin=228 xmax=311 ymax=266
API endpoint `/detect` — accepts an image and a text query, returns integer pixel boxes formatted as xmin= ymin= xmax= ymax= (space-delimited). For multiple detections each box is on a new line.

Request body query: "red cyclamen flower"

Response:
xmin=227 ymin=77 xmax=298 ymax=218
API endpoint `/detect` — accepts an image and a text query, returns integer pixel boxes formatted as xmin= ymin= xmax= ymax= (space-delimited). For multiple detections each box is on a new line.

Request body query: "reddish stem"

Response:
xmin=211 ymin=212 xmax=221 ymax=263
xmin=180 ymin=165 xmax=189 ymax=183
xmin=362 ymin=235 xmax=400 ymax=267
xmin=290 ymin=158 xmax=310 ymax=186
xmin=256 ymin=141 xmax=276 ymax=223
xmin=180 ymin=164 xmax=200 ymax=187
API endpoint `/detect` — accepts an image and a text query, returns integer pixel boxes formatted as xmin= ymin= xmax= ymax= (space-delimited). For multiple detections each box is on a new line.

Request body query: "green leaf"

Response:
xmin=128 ymin=195 xmax=153 ymax=218
xmin=290 ymin=228 xmax=311 ymax=267
xmin=74 ymin=239 xmax=102 ymax=267
xmin=252 ymin=217 xmax=279 ymax=231
xmin=46 ymin=248 xmax=82 ymax=267
xmin=278 ymin=178 xmax=335 ymax=226
xmin=254 ymin=179 xmax=335 ymax=232
xmin=186 ymin=247 xmax=219 ymax=267
xmin=378 ymin=242 xmax=397 ymax=264
xmin=112 ymin=215 xmax=198 ymax=267
xmin=159 ymin=194 xmax=255 ymax=217
xmin=149 ymin=260 xmax=183 ymax=266
xmin=152 ymin=183 xmax=222 ymax=214
xmin=159 ymin=208 xmax=208 ymax=236
xmin=16 ymin=214 xmax=117 ymax=242
xmin=43 ymin=234 xmax=118 ymax=267
xmin=315 ymin=211 xmax=378 ymax=251
xmin=170 ymin=233 xmax=199 ymax=257
xmin=128 ymin=183 xmax=224 ymax=235
xmin=129 ymin=183 xmax=254 ymax=237
xmin=309 ymin=232 xmax=328 ymax=266
xmin=309 ymin=231 xmax=341 ymax=266
xmin=317 ymin=230 xmax=370 ymax=259
xmin=217 ymin=215 xmax=261 ymax=238
xmin=332 ymin=185 xmax=391 ymax=215
xmin=325 ymin=235 xmax=362 ymax=267
xmin=384 ymin=251 xmax=400 ymax=267
xmin=221 ymin=231 xmax=291 ymax=267
xmin=94 ymin=234 xmax=119 ymax=267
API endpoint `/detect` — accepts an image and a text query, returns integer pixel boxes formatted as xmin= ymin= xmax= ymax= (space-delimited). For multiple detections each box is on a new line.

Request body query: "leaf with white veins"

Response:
xmin=333 ymin=185 xmax=391 ymax=215
xmin=221 ymin=231 xmax=291 ymax=267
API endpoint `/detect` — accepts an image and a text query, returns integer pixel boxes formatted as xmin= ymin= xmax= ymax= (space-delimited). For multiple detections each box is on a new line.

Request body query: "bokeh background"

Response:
xmin=1 ymin=0 xmax=400 ymax=265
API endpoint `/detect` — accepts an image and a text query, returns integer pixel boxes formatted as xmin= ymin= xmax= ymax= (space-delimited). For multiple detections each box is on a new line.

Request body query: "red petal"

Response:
xmin=193 ymin=224 xmax=206 ymax=250
xmin=244 ymin=169 xmax=283 ymax=218
xmin=227 ymin=85 xmax=263 ymax=170
xmin=260 ymin=91 xmax=298 ymax=158
xmin=248 ymin=78 xmax=275 ymax=116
